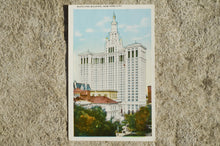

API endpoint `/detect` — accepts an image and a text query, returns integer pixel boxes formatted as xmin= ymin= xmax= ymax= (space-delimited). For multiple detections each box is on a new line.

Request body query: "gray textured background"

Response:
xmin=0 ymin=0 xmax=220 ymax=145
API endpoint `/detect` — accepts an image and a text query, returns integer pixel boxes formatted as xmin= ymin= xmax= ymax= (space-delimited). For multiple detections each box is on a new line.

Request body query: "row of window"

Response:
xmin=128 ymin=50 xmax=138 ymax=58
xmin=128 ymin=93 xmax=139 ymax=95
xmin=128 ymin=85 xmax=138 ymax=88
xmin=128 ymin=67 xmax=138 ymax=71
xmin=81 ymin=58 xmax=88 ymax=64
xmin=81 ymin=51 xmax=139 ymax=64
xmin=128 ymin=65 xmax=138 ymax=68
xmin=128 ymin=85 xmax=138 ymax=87
xmin=128 ymin=74 xmax=138 ymax=76
xmin=128 ymin=80 xmax=138 ymax=84
xmin=119 ymin=55 xmax=124 ymax=61
xmin=111 ymin=111 xmax=117 ymax=117
xmin=108 ymin=47 xmax=114 ymax=53
xmin=128 ymin=104 xmax=139 ymax=110
xmin=111 ymin=105 xmax=117 ymax=110
xmin=109 ymin=56 xmax=114 ymax=63
xmin=128 ymin=73 xmax=138 ymax=76
xmin=81 ymin=55 xmax=125 ymax=64
xmin=128 ymin=96 xmax=138 ymax=99
xmin=128 ymin=70 xmax=138 ymax=72
xmin=128 ymin=84 xmax=138 ymax=90
xmin=127 ymin=98 xmax=138 ymax=102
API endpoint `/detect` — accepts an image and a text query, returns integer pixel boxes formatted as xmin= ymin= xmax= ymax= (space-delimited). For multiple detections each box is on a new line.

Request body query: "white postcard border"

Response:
xmin=68 ymin=5 xmax=155 ymax=141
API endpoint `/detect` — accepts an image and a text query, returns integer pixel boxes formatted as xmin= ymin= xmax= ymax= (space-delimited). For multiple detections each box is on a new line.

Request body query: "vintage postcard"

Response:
xmin=68 ymin=5 xmax=155 ymax=141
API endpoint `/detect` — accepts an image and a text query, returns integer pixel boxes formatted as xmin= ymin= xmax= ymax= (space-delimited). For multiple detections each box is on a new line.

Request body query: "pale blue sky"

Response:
xmin=72 ymin=9 xmax=153 ymax=86
xmin=73 ymin=9 xmax=151 ymax=53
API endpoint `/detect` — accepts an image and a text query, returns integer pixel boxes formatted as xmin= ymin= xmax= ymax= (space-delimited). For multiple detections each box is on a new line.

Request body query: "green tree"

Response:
xmin=74 ymin=105 xmax=96 ymax=136
xmin=113 ymin=121 xmax=122 ymax=133
xmin=123 ymin=106 xmax=152 ymax=135
xmin=88 ymin=106 xmax=106 ymax=122
xmin=135 ymin=106 xmax=150 ymax=132
xmin=124 ymin=114 xmax=136 ymax=131
xmin=74 ymin=105 xmax=119 ymax=136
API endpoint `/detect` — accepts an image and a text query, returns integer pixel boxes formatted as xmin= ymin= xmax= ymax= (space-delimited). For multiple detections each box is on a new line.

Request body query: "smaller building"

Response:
xmin=75 ymin=96 xmax=122 ymax=122
xmin=73 ymin=81 xmax=91 ymax=98
xmin=73 ymin=88 xmax=81 ymax=97
xmin=90 ymin=90 xmax=118 ymax=101
xmin=74 ymin=100 xmax=92 ymax=107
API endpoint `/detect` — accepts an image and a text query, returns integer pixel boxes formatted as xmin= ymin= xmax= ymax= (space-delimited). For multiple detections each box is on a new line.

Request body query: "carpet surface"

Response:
xmin=0 ymin=0 xmax=219 ymax=145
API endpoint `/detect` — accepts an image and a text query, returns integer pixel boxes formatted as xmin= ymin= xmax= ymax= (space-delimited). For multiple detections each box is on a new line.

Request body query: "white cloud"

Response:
xmin=119 ymin=23 xmax=139 ymax=32
xmin=118 ymin=24 xmax=125 ymax=28
xmin=131 ymin=34 xmax=150 ymax=46
xmin=124 ymin=25 xmax=139 ymax=32
xmin=132 ymin=36 xmax=144 ymax=41
xmin=80 ymin=38 xmax=85 ymax=41
xmin=96 ymin=17 xmax=111 ymax=26
xmin=119 ymin=17 xmax=149 ymax=33
xmin=75 ymin=31 xmax=82 ymax=37
xmin=85 ymin=28 xmax=94 ymax=33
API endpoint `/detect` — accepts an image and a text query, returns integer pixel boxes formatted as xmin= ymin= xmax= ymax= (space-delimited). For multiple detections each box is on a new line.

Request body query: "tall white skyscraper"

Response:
xmin=79 ymin=13 xmax=147 ymax=114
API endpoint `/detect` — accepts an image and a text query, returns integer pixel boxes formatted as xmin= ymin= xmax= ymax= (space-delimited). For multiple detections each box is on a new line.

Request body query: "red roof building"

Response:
xmin=74 ymin=95 xmax=117 ymax=104
xmin=89 ymin=96 xmax=118 ymax=104
xmin=74 ymin=95 xmax=121 ymax=122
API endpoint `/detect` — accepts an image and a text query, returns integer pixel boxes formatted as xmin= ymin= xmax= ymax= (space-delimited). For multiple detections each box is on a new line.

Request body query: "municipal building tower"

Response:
xmin=79 ymin=13 xmax=147 ymax=114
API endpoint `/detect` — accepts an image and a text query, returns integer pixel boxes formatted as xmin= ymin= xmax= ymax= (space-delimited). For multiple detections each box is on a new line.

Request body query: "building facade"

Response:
xmin=75 ymin=96 xmax=122 ymax=121
xmin=90 ymin=90 xmax=118 ymax=101
xmin=79 ymin=13 xmax=147 ymax=114
xmin=73 ymin=81 xmax=91 ymax=97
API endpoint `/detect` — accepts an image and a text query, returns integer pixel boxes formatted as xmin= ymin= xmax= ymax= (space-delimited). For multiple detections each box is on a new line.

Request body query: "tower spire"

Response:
xmin=113 ymin=11 xmax=116 ymax=20
xmin=111 ymin=11 xmax=117 ymax=32
xmin=105 ymin=12 xmax=123 ymax=53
